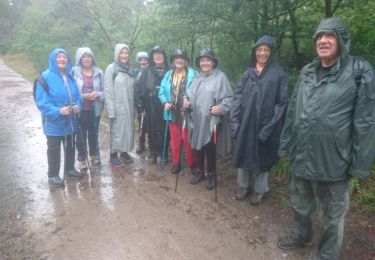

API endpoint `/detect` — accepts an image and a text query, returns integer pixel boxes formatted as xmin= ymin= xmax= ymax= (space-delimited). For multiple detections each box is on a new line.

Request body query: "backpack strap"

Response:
xmin=112 ymin=63 xmax=119 ymax=81
xmin=352 ymin=56 xmax=364 ymax=87
xmin=33 ymin=76 xmax=49 ymax=101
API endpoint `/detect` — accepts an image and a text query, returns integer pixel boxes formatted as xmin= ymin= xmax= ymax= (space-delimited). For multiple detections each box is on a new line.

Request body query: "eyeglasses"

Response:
xmin=255 ymin=48 xmax=271 ymax=54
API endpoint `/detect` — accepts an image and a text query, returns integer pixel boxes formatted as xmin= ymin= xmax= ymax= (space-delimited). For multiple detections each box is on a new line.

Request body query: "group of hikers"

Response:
xmin=34 ymin=17 xmax=375 ymax=260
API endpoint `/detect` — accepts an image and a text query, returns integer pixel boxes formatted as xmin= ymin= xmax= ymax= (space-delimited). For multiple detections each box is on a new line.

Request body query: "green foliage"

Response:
xmin=350 ymin=170 xmax=375 ymax=214
xmin=2 ymin=0 xmax=375 ymax=213
xmin=272 ymin=158 xmax=375 ymax=214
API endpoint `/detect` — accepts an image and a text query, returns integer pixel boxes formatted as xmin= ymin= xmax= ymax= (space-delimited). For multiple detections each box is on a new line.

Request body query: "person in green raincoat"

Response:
xmin=277 ymin=17 xmax=375 ymax=260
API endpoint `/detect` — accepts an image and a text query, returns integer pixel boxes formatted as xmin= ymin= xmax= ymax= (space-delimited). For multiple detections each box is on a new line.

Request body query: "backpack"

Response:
xmin=33 ymin=75 xmax=48 ymax=101
xmin=353 ymin=56 xmax=364 ymax=87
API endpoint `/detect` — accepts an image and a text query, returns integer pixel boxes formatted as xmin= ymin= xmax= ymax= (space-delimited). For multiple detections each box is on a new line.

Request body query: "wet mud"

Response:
xmin=0 ymin=59 xmax=373 ymax=259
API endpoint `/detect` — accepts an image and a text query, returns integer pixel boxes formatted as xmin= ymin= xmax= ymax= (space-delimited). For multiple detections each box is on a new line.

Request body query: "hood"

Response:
xmin=48 ymin=48 xmax=73 ymax=74
xmin=136 ymin=51 xmax=148 ymax=62
xmin=250 ymin=35 xmax=275 ymax=67
xmin=312 ymin=17 xmax=350 ymax=59
xmin=75 ymin=47 xmax=97 ymax=66
xmin=114 ymin=43 xmax=130 ymax=64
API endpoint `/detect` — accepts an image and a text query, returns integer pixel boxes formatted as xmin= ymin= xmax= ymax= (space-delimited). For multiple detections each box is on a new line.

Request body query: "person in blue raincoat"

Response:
xmin=159 ymin=49 xmax=197 ymax=175
xmin=35 ymin=48 xmax=82 ymax=187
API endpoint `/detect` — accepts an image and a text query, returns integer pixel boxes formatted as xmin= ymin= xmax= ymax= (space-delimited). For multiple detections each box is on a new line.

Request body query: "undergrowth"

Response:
xmin=272 ymin=158 xmax=375 ymax=214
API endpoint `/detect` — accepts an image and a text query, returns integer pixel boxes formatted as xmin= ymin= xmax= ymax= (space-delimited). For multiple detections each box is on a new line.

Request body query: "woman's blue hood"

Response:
xmin=48 ymin=48 xmax=73 ymax=74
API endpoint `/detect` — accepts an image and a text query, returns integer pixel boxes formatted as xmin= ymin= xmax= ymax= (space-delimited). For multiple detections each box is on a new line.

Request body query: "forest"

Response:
xmin=0 ymin=0 xmax=374 ymax=212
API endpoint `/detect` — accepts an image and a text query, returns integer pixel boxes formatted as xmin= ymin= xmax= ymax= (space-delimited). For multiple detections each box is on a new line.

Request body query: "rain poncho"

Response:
xmin=230 ymin=35 xmax=288 ymax=172
xmin=186 ymin=68 xmax=233 ymax=153
xmin=104 ymin=44 xmax=135 ymax=152
xmin=279 ymin=17 xmax=375 ymax=181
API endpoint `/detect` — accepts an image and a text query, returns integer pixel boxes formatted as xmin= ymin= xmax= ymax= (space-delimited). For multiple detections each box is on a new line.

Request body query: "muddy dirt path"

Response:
xmin=0 ymin=58 xmax=373 ymax=260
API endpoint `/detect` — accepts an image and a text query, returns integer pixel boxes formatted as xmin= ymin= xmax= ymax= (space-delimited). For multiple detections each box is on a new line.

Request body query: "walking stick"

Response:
xmin=213 ymin=98 xmax=217 ymax=202
xmin=160 ymin=110 xmax=170 ymax=177
xmin=140 ymin=112 xmax=144 ymax=135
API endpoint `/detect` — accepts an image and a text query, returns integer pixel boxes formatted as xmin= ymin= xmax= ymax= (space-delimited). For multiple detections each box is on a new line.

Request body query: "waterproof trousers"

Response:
xmin=236 ymin=168 xmax=269 ymax=194
xmin=76 ymin=110 xmax=98 ymax=161
xmin=168 ymin=122 xmax=195 ymax=167
xmin=289 ymin=175 xmax=349 ymax=260
xmin=47 ymin=135 xmax=75 ymax=177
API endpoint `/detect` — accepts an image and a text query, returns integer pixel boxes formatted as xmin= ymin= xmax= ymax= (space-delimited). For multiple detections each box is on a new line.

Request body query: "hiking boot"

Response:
xmin=190 ymin=169 xmax=205 ymax=185
xmin=111 ymin=153 xmax=124 ymax=167
xmin=48 ymin=176 xmax=64 ymax=187
xmin=79 ymin=160 xmax=88 ymax=171
xmin=171 ymin=164 xmax=180 ymax=174
xmin=206 ymin=172 xmax=216 ymax=190
xmin=250 ymin=192 xmax=264 ymax=206
xmin=66 ymin=168 xmax=81 ymax=177
xmin=235 ymin=187 xmax=251 ymax=201
xmin=277 ymin=236 xmax=313 ymax=250
xmin=120 ymin=152 xmax=134 ymax=163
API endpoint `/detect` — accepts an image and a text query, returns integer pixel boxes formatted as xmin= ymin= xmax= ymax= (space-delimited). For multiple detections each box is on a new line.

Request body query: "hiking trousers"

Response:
xmin=237 ymin=168 xmax=269 ymax=194
xmin=289 ymin=175 xmax=349 ymax=260
xmin=47 ymin=135 xmax=75 ymax=177
xmin=76 ymin=110 xmax=98 ymax=161
xmin=168 ymin=122 xmax=195 ymax=167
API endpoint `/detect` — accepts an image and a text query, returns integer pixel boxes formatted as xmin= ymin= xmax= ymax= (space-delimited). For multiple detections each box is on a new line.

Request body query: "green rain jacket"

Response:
xmin=279 ymin=18 xmax=375 ymax=182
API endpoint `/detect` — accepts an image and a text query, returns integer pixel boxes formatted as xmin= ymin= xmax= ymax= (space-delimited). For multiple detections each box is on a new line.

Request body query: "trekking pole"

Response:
xmin=213 ymin=98 xmax=217 ymax=202
xmin=62 ymin=117 xmax=68 ymax=187
xmin=77 ymin=123 xmax=92 ymax=173
xmin=140 ymin=112 xmax=144 ymax=135
xmin=160 ymin=109 xmax=170 ymax=177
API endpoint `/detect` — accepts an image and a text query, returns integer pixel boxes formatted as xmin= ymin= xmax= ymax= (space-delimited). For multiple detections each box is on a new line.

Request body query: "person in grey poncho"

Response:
xmin=183 ymin=48 xmax=233 ymax=190
xmin=230 ymin=35 xmax=288 ymax=205
xmin=104 ymin=44 xmax=135 ymax=167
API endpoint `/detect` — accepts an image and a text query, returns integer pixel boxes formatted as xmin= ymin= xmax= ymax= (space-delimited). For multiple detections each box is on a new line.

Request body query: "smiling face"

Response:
xmin=118 ymin=48 xmax=129 ymax=64
xmin=255 ymin=44 xmax=271 ymax=67
xmin=80 ymin=54 xmax=93 ymax=68
xmin=316 ymin=32 xmax=340 ymax=67
xmin=56 ymin=52 xmax=68 ymax=72
xmin=138 ymin=57 xmax=148 ymax=69
xmin=199 ymin=57 xmax=215 ymax=75
xmin=173 ymin=56 xmax=187 ymax=71
xmin=153 ymin=52 xmax=165 ymax=67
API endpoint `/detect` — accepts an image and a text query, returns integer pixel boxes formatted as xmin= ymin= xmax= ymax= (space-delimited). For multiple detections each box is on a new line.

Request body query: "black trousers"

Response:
xmin=95 ymin=115 xmax=101 ymax=159
xmin=196 ymin=134 xmax=216 ymax=173
xmin=47 ymin=135 xmax=75 ymax=177
xmin=76 ymin=110 xmax=97 ymax=161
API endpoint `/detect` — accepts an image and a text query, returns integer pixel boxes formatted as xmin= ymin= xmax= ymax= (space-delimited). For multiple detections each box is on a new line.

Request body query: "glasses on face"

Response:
xmin=255 ymin=47 xmax=271 ymax=54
